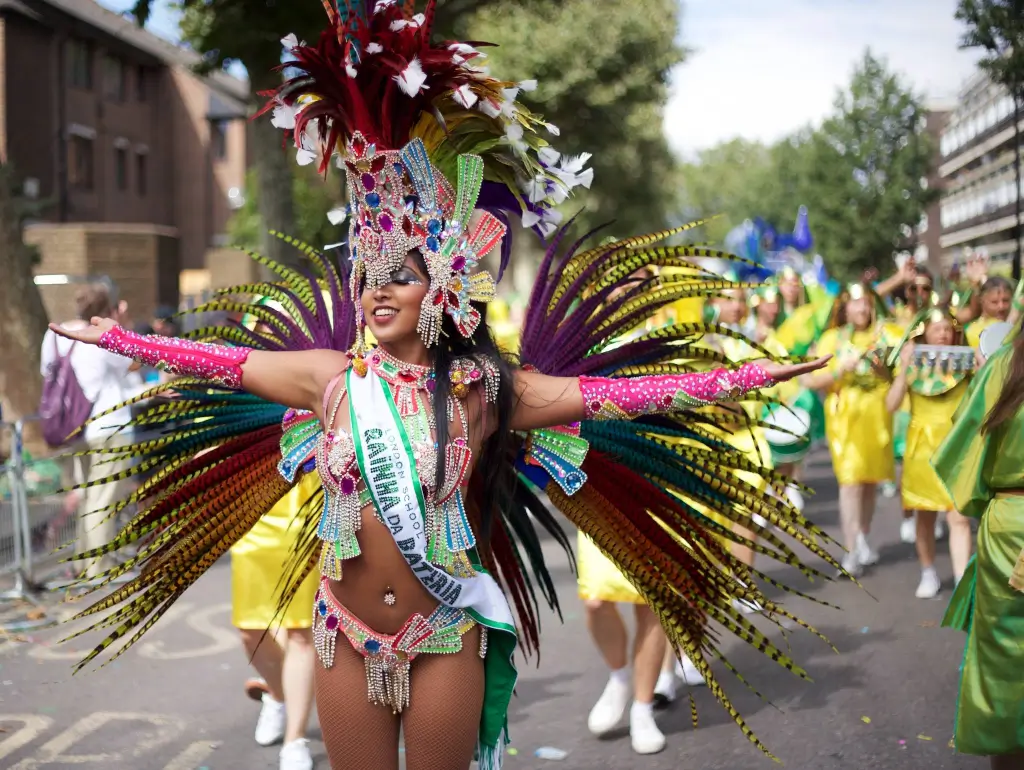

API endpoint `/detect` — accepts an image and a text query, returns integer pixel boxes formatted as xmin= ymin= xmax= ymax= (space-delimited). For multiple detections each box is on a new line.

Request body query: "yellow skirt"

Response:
xmin=231 ymin=471 xmax=321 ymax=629
xmin=825 ymin=385 xmax=894 ymax=486
xmin=577 ymin=531 xmax=643 ymax=604
xmin=902 ymin=420 xmax=954 ymax=511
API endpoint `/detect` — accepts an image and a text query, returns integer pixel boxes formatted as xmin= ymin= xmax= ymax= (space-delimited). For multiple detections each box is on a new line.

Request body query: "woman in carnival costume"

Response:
xmin=884 ymin=304 xmax=974 ymax=600
xmin=50 ymin=3 xmax=838 ymax=769
xmin=933 ymin=317 xmax=1024 ymax=769
xmin=805 ymin=283 xmax=903 ymax=577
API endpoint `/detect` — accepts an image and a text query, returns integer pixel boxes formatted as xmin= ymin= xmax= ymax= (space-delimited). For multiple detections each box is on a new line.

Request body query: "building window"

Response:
xmin=69 ymin=136 xmax=94 ymax=190
xmin=136 ymin=153 xmax=147 ymax=196
xmin=115 ymin=147 xmax=128 ymax=191
xmin=211 ymin=120 xmax=229 ymax=160
xmin=136 ymin=65 xmax=147 ymax=101
xmin=104 ymin=55 xmax=126 ymax=101
xmin=67 ymin=40 xmax=93 ymax=89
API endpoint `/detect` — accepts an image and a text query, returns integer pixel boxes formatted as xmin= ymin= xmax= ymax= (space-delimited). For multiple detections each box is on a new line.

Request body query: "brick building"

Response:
xmin=0 ymin=0 xmax=249 ymax=321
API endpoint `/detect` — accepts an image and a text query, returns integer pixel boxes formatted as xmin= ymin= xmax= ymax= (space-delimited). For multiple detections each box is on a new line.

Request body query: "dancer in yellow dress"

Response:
xmin=884 ymin=305 xmax=973 ymax=599
xmin=965 ymin=276 xmax=1012 ymax=348
xmin=805 ymin=283 xmax=903 ymax=576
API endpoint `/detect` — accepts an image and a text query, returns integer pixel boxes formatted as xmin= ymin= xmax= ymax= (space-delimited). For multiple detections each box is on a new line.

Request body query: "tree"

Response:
xmin=457 ymin=0 xmax=684 ymax=237
xmin=0 ymin=161 xmax=50 ymax=428
xmin=229 ymin=165 xmax=343 ymax=253
xmin=956 ymin=0 xmax=1024 ymax=279
xmin=801 ymin=50 xmax=936 ymax=280
xmin=676 ymin=138 xmax=792 ymax=243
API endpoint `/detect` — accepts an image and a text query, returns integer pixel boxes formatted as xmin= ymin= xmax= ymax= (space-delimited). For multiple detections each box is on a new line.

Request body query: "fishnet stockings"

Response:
xmin=315 ymin=624 xmax=486 ymax=770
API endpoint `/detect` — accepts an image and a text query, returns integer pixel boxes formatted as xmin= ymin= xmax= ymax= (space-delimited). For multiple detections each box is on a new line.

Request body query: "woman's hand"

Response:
xmin=899 ymin=341 xmax=916 ymax=373
xmin=754 ymin=355 xmax=832 ymax=383
xmin=49 ymin=317 xmax=118 ymax=345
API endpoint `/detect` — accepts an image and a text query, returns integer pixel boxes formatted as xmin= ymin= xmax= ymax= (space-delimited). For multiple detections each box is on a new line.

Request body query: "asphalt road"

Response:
xmin=0 ymin=449 xmax=989 ymax=770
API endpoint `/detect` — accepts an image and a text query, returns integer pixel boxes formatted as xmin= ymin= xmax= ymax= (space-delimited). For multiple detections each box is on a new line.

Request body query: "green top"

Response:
xmin=932 ymin=344 xmax=1023 ymax=520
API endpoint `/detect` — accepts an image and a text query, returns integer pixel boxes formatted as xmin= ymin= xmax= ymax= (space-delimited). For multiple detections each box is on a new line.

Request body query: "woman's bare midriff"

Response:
xmin=328 ymin=505 xmax=443 ymax=635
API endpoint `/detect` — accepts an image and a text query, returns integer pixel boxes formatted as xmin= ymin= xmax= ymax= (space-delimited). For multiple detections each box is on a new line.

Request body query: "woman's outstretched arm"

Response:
xmin=49 ymin=318 xmax=348 ymax=416
xmin=509 ymin=357 xmax=831 ymax=432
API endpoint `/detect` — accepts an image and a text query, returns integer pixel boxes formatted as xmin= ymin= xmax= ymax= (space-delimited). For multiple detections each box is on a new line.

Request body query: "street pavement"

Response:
xmin=0 ymin=448 xmax=989 ymax=770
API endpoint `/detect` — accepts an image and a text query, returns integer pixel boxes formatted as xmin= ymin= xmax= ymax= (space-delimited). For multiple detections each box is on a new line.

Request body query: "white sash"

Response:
xmin=347 ymin=368 xmax=515 ymax=633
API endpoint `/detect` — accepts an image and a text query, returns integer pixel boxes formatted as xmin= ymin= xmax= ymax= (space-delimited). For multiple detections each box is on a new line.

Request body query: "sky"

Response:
xmin=98 ymin=0 xmax=983 ymax=156
xmin=668 ymin=0 xmax=982 ymax=156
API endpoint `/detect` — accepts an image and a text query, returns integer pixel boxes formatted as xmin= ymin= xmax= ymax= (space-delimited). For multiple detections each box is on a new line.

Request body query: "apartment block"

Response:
xmin=937 ymin=70 xmax=1023 ymax=270
xmin=0 ymin=0 xmax=249 ymax=321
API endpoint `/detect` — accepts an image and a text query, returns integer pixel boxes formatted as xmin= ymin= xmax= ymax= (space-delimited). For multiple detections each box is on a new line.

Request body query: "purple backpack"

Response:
xmin=39 ymin=336 xmax=94 ymax=448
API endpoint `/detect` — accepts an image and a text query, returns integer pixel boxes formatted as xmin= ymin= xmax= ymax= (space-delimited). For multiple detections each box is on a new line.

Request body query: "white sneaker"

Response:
xmin=630 ymin=702 xmax=666 ymax=754
xmin=900 ymin=517 xmax=917 ymax=544
xmin=652 ymin=669 xmax=677 ymax=708
xmin=934 ymin=518 xmax=947 ymax=542
xmin=839 ymin=552 xmax=863 ymax=578
xmin=587 ymin=675 xmax=631 ymax=735
xmin=855 ymin=533 xmax=879 ymax=566
xmin=915 ymin=568 xmax=941 ymax=599
xmin=674 ymin=656 xmax=706 ymax=687
xmin=280 ymin=738 xmax=313 ymax=770
xmin=881 ymin=481 xmax=897 ymax=498
xmin=255 ymin=694 xmax=287 ymax=746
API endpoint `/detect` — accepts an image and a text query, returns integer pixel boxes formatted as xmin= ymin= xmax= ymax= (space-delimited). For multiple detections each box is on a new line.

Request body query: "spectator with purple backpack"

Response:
xmin=39 ymin=282 xmax=143 ymax=580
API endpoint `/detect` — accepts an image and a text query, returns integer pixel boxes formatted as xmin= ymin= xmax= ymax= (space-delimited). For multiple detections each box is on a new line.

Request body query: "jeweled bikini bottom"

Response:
xmin=313 ymin=577 xmax=487 ymax=713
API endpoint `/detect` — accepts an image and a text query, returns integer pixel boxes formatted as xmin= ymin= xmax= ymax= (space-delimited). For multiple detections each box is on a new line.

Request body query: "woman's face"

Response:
xmin=923 ymin=318 xmax=955 ymax=346
xmin=756 ymin=298 xmax=780 ymax=327
xmin=779 ymin=275 xmax=802 ymax=307
xmin=716 ymin=292 xmax=748 ymax=326
xmin=845 ymin=296 xmax=872 ymax=330
xmin=906 ymin=277 xmax=933 ymax=310
xmin=981 ymin=287 xmax=1011 ymax=321
xmin=361 ymin=252 xmax=430 ymax=344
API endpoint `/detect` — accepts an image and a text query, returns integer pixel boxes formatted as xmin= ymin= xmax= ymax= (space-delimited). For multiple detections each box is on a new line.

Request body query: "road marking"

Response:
xmin=162 ymin=740 xmax=221 ymax=770
xmin=7 ymin=711 xmax=184 ymax=768
xmin=0 ymin=716 xmax=55 ymax=761
xmin=138 ymin=603 xmax=236 ymax=660
xmin=26 ymin=602 xmax=197 ymax=661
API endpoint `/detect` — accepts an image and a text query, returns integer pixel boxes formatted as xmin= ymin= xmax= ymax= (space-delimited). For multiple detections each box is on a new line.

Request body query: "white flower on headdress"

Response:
xmin=394 ymin=58 xmax=428 ymax=96
xmin=519 ymin=79 xmax=538 ymax=91
xmin=374 ymin=0 xmax=396 ymax=11
xmin=478 ymin=99 xmax=502 ymax=118
xmin=452 ymin=54 xmax=465 ymax=65
xmin=271 ymin=103 xmax=296 ymax=130
xmin=346 ymin=63 xmax=358 ymax=79
xmin=281 ymin=34 xmax=300 ymax=49
xmin=524 ymin=175 xmax=548 ymax=204
xmin=521 ymin=210 xmax=541 ymax=229
xmin=553 ymin=153 xmax=594 ymax=190
xmin=296 ymin=127 xmax=317 ymax=166
xmin=453 ymin=84 xmax=478 ymax=108
xmin=449 ymin=43 xmax=477 ymax=55
xmin=366 ymin=42 xmax=383 ymax=54
xmin=504 ymin=123 xmax=527 ymax=154
xmin=391 ymin=14 xmax=424 ymax=31
xmin=544 ymin=123 xmax=561 ymax=136
xmin=327 ymin=207 xmax=347 ymax=225
xmin=537 ymin=147 xmax=560 ymax=167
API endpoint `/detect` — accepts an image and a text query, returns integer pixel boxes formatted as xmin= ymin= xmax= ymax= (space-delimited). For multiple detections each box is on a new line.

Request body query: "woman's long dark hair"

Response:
xmin=407 ymin=251 xmax=516 ymax=540
xmin=982 ymin=319 xmax=1024 ymax=434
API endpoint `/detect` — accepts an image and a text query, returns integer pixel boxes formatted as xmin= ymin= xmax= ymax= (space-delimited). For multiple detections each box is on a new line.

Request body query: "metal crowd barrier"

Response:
xmin=0 ymin=414 xmax=57 ymax=631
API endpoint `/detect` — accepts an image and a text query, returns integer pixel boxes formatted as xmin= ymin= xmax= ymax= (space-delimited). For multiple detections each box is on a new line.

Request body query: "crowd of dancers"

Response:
xmin=35 ymin=2 xmax=1024 ymax=769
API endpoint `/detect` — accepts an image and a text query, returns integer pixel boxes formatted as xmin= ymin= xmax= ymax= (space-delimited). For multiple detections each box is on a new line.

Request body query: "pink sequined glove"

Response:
xmin=579 ymin=363 xmax=776 ymax=420
xmin=98 ymin=324 xmax=251 ymax=389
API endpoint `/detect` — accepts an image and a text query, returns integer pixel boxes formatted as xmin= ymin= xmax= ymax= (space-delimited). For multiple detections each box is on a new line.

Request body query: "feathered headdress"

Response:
xmin=259 ymin=0 xmax=592 ymax=349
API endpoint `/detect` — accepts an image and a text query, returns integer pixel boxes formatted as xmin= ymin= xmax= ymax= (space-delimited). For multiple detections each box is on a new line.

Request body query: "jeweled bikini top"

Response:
xmin=284 ymin=348 xmax=500 ymax=580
